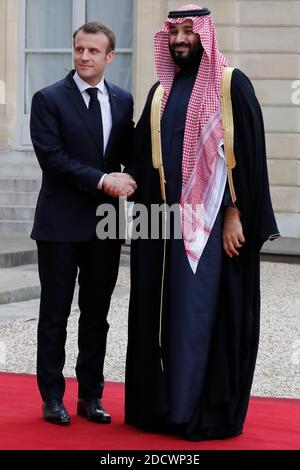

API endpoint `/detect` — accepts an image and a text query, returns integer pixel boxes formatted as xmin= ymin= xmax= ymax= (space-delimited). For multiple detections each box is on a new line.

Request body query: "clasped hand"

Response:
xmin=102 ymin=172 xmax=137 ymax=198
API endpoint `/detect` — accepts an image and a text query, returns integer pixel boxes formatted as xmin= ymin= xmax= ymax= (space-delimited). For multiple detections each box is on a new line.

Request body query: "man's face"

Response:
xmin=169 ymin=20 xmax=202 ymax=69
xmin=74 ymin=31 xmax=115 ymax=85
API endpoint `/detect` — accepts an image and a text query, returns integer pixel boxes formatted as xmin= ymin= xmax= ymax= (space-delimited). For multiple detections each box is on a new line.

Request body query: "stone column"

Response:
xmin=0 ymin=0 xmax=7 ymax=145
xmin=133 ymin=0 xmax=167 ymax=118
xmin=0 ymin=0 xmax=18 ymax=151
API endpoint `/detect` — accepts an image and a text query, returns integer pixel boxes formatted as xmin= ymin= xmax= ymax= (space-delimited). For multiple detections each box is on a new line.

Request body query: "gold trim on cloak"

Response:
xmin=221 ymin=66 xmax=237 ymax=204
xmin=150 ymin=84 xmax=166 ymax=372
xmin=151 ymin=84 xmax=166 ymax=202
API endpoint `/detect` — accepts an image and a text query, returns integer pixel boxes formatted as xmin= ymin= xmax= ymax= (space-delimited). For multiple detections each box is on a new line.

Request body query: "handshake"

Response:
xmin=102 ymin=172 xmax=137 ymax=198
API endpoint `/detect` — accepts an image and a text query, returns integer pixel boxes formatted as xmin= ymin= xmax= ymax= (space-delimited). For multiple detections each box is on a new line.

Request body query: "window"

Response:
xmin=86 ymin=0 xmax=133 ymax=91
xmin=25 ymin=0 xmax=73 ymax=115
xmin=18 ymin=0 xmax=133 ymax=147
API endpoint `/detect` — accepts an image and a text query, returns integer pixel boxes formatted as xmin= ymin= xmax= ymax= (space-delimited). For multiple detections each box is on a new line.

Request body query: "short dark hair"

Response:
xmin=73 ymin=21 xmax=116 ymax=53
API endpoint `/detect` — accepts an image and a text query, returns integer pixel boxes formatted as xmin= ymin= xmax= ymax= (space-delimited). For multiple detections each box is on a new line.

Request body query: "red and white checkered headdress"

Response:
xmin=154 ymin=5 xmax=229 ymax=272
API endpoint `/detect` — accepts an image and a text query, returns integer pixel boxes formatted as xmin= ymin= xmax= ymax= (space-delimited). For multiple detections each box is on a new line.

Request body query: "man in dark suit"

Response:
xmin=30 ymin=21 xmax=137 ymax=425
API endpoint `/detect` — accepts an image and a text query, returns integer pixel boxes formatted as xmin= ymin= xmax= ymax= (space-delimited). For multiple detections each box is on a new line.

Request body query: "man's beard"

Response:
xmin=169 ymin=42 xmax=203 ymax=71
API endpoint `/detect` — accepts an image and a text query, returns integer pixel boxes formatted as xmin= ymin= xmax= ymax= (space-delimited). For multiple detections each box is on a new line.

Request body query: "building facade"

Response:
xmin=0 ymin=0 xmax=299 ymax=252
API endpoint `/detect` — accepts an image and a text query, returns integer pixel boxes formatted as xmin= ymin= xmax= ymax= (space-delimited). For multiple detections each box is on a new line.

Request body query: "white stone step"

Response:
xmin=0 ymin=264 xmax=40 ymax=304
xmin=0 ymin=151 xmax=36 ymax=165
xmin=0 ymin=151 xmax=41 ymax=178
xmin=0 ymin=206 xmax=35 ymax=221
xmin=0 ymin=221 xmax=32 ymax=234
xmin=0 ymin=164 xmax=41 ymax=178
xmin=0 ymin=179 xmax=41 ymax=192
xmin=0 ymin=192 xmax=38 ymax=206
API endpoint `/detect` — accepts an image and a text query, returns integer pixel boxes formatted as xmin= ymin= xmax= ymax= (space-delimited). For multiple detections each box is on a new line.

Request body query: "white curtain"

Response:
xmin=25 ymin=0 xmax=73 ymax=112
xmin=26 ymin=0 xmax=73 ymax=48
xmin=86 ymin=0 xmax=133 ymax=48
xmin=104 ymin=53 xmax=132 ymax=92
xmin=26 ymin=54 xmax=72 ymax=113
xmin=87 ymin=0 xmax=133 ymax=91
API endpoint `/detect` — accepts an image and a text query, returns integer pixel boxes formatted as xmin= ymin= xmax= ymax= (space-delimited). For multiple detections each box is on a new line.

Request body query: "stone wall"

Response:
xmin=0 ymin=0 xmax=18 ymax=151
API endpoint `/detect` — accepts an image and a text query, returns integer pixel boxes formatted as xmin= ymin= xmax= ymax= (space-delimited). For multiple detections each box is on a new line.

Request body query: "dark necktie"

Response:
xmin=86 ymin=87 xmax=104 ymax=155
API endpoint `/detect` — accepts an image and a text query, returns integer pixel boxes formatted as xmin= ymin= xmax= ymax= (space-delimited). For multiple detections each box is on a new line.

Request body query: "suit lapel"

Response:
xmin=64 ymin=71 xmax=103 ymax=153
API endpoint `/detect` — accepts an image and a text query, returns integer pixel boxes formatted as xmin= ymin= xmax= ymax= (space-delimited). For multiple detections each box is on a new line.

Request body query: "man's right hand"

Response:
xmin=102 ymin=172 xmax=137 ymax=198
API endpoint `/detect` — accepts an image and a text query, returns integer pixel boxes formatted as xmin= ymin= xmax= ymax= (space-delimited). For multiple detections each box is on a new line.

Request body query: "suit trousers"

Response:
xmin=36 ymin=237 xmax=121 ymax=401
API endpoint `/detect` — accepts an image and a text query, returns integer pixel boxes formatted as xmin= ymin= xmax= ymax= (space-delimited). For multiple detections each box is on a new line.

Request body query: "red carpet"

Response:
xmin=0 ymin=372 xmax=299 ymax=450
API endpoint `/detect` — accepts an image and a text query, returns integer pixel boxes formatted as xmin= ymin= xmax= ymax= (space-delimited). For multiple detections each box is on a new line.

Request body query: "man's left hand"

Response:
xmin=222 ymin=207 xmax=245 ymax=257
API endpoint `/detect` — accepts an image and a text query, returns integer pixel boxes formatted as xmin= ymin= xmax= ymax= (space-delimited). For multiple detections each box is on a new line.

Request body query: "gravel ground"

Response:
xmin=0 ymin=261 xmax=299 ymax=398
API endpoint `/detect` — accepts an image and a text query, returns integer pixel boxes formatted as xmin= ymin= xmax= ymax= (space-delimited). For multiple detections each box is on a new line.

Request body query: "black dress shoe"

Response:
xmin=77 ymin=398 xmax=111 ymax=424
xmin=42 ymin=399 xmax=70 ymax=425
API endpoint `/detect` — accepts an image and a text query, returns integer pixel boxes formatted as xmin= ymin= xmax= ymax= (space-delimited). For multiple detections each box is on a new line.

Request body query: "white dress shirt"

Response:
xmin=73 ymin=72 xmax=111 ymax=189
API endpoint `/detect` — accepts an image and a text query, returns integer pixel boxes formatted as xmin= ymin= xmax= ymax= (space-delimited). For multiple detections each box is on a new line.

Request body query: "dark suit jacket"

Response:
xmin=30 ymin=70 xmax=134 ymax=241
